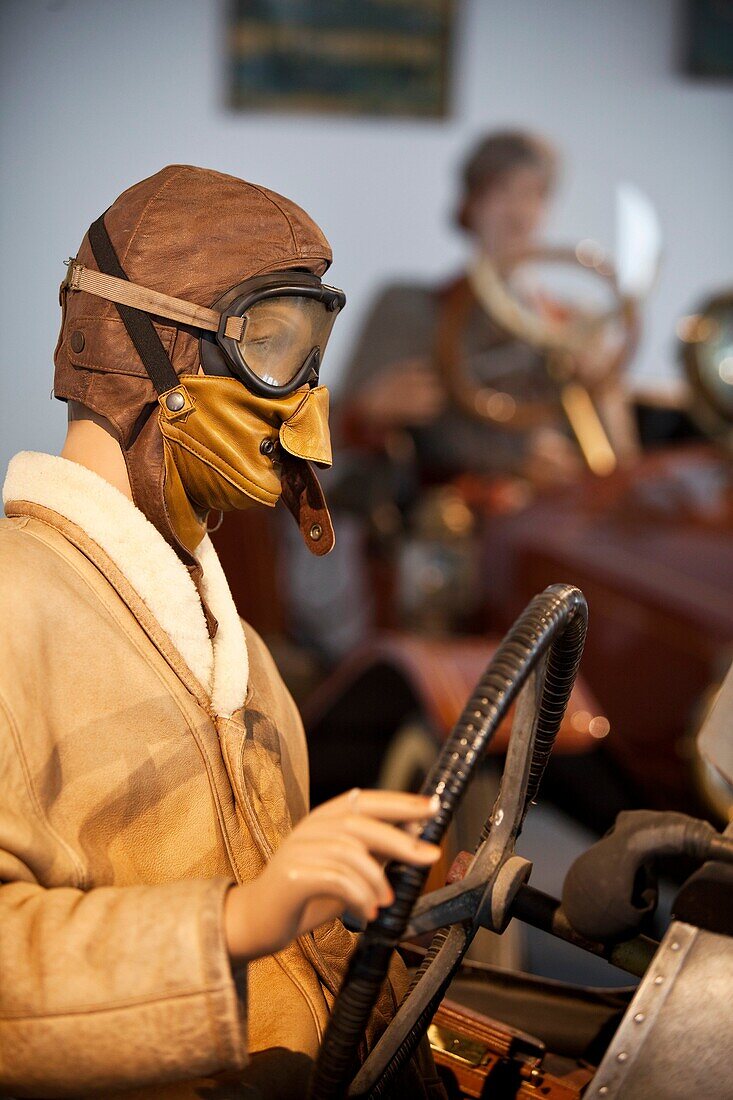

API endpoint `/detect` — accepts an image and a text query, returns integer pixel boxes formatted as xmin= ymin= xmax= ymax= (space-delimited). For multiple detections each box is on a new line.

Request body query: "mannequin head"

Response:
xmin=54 ymin=165 xmax=339 ymax=562
xmin=456 ymin=130 xmax=558 ymax=263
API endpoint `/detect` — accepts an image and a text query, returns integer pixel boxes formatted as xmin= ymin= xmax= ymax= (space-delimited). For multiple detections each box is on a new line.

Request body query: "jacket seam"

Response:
xmin=7 ymin=518 xmax=244 ymax=883
xmin=233 ymin=734 xmax=326 ymax=1033
xmin=273 ymin=950 xmax=325 ymax=1044
xmin=0 ymin=690 xmax=87 ymax=889
xmin=0 ymin=981 xmax=236 ymax=1022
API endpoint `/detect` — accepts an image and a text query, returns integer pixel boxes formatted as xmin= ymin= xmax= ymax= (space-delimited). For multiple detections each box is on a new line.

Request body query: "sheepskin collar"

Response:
xmin=3 ymin=451 xmax=248 ymax=718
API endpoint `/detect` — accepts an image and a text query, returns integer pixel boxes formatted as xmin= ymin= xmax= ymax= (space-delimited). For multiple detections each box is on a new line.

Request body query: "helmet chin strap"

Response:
xmin=86 ymin=212 xmax=217 ymax=610
xmin=87 ymin=214 xmax=181 ymax=398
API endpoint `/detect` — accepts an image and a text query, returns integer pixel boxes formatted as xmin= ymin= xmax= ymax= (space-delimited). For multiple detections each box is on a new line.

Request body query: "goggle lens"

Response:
xmin=238 ymin=295 xmax=339 ymax=388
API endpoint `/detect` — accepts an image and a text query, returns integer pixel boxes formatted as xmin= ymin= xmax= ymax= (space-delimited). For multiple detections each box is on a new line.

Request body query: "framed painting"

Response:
xmin=685 ymin=0 xmax=733 ymax=79
xmin=228 ymin=0 xmax=455 ymax=118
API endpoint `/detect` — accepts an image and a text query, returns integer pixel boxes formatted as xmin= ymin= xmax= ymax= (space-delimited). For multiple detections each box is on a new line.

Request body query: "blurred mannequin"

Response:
xmin=284 ymin=133 xmax=589 ymax=666
xmin=338 ymin=130 xmax=584 ymax=486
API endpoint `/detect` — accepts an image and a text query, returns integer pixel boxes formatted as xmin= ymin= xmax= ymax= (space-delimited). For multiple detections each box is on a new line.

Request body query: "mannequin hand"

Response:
xmin=353 ymin=359 xmax=445 ymax=429
xmin=224 ymin=789 xmax=441 ymax=964
xmin=521 ymin=427 xmax=584 ymax=488
xmin=569 ymin=327 xmax=623 ymax=388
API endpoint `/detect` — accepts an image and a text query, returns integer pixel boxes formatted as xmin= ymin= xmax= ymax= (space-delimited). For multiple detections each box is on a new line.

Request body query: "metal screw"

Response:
xmin=309 ymin=523 xmax=323 ymax=541
xmin=599 ymin=1088 xmax=609 ymax=1096
xmin=260 ymin=438 xmax=276 ymax=456
xmin=654 ymin=975 xmax=664 ymax=985
xmin=634 ymin=1013 xmax=645 ymax=1024
xmin=617 ymin=1051 xmax=628 ymax=1063
xmin=165 ymin=391 xmax=185 ymax=412
xmin=670 ymin=942 xmax=680 ymax=952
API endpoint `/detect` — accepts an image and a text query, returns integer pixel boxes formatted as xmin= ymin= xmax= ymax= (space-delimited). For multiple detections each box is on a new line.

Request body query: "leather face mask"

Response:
xmin=158 ymin=375 xmax=334 ymax=555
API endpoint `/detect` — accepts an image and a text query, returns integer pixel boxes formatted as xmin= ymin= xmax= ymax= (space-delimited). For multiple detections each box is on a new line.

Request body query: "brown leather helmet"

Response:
xmin=54 ymin=164 xmax=333 ymax=566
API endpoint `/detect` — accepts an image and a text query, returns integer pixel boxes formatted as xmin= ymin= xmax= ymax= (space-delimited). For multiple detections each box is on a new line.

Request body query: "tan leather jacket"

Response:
xmin=0 ymin=452 xmax=408 ymax=1098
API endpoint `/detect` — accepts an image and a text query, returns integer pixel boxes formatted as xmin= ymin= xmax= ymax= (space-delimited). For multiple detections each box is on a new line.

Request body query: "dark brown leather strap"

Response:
xmin=280 ymin=457 xmax=335 ymax=556
xmin=88 ymin=214 xmax=180 ymax=396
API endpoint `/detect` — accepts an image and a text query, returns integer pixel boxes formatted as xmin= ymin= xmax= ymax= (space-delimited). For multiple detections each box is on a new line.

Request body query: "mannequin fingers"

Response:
xmin=313 ymin=789 xmax=440 ymax=824
xmin=351 ymin=789 xmax=441 ymax=823
xmin=290 ymin=814 xmax=440 ymax=862
xmin=297 ymin=896 xmax=346 ymax=934
xmin=289 ymin=864 xmax=383 ymax=926
xmin=339 ymin=815 xmax=441 ymax=865
xmin=293 ymin=836 xmax=394 ymax=906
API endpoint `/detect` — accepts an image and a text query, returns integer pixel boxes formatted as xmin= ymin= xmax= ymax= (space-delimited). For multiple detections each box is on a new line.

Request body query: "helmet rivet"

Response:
xmin=260 ymin=438 xmax=276 ymax=456
xmin=70 ymin=330 xmax=85 ymax=353
xmin=165 ymin=391 xmax=185 ymax=413
xmin=309 ymin=523 xmax=323 ymax=541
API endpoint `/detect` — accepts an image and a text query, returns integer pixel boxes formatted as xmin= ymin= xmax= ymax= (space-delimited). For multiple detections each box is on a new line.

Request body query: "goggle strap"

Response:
xmin=64 ymin=258 xmax=245 ymax=344
xmin=86 ymin=214 xmax=182 ymax=396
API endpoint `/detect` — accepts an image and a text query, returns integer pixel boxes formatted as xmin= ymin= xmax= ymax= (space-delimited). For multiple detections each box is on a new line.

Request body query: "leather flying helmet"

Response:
xmin=54 ymin=165 xmax=344 ymax=568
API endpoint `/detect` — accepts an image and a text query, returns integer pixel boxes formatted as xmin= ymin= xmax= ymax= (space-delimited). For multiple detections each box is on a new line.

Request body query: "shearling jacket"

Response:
xmin=0 ymin=452 xmax=412 ymax=1099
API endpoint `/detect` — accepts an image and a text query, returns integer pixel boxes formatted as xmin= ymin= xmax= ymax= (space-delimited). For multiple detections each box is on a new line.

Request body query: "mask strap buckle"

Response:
xmin=59 ymin=257 xmax=81 ymax=304
xmin=158 ymin=384 xmax=196 ymax=422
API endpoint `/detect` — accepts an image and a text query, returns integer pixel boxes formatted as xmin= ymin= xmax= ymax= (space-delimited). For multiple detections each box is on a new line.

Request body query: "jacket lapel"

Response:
xmin=3 ymin=451 xmax=248 ymax=717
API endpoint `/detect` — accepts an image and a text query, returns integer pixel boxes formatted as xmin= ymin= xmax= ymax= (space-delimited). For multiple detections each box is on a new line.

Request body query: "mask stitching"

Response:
xmin=245 ymin=182 xmax=300 ymax=253
xmin=118 ymin=166 xmax=188 ymax=267
xmin=161 ymin=427 xmax=281 ymax=506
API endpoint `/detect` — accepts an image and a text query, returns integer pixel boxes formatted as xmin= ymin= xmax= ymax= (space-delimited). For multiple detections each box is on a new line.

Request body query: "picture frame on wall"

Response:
xmin=685 ymin=0 xmax=733 ymax=79
xmin=228 ymin=0 xmax=455 ymax=118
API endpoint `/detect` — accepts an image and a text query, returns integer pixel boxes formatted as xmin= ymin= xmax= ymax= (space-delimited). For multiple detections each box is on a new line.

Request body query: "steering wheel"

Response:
xmin=436 ymin=250 xmax=640 ymax=476
xmin=308 ymin=583 xmax=588 ymax=1099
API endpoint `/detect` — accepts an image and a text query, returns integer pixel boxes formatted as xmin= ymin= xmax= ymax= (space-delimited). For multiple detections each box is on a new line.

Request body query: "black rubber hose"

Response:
xmin=562 ymin=809 xmax=732 ymax=940
xmin=308 ymin=584 xmax=587 ymax=1100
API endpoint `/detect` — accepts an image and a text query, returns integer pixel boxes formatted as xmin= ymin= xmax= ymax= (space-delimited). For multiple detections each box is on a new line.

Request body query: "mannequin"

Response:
xmin=0 ymin=165 xmax=446 ymax=1098
xmin=61 ymin=401 xmax=134 ymax=499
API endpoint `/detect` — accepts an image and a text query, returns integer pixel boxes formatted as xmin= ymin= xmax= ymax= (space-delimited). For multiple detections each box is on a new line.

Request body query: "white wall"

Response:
xmin=1 ymin=0 xmax=731 ymax=472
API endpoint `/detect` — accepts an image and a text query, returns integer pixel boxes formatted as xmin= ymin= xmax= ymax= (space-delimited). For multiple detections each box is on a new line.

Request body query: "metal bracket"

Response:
xmin=404 ymin=856 xmax=533 ymax=939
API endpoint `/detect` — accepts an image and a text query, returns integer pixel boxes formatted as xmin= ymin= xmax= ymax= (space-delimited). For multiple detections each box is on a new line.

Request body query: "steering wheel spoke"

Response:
xmin=349 ymin=924 xmax=470 ymax=1097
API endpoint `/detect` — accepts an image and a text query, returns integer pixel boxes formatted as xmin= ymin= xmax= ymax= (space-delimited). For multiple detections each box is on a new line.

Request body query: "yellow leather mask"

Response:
xmin=158 ymin=375 xmax=334 ymax=556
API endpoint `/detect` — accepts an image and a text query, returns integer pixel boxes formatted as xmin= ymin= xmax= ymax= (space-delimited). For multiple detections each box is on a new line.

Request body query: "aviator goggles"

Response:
xmin=62 ymin=260 xmax=346 ymax=399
